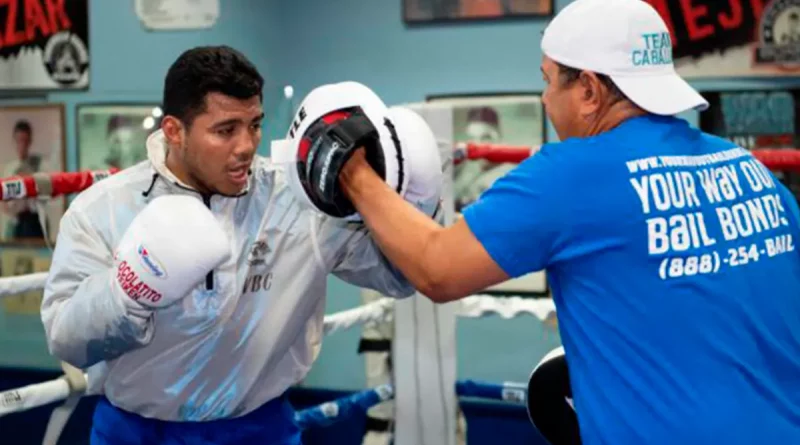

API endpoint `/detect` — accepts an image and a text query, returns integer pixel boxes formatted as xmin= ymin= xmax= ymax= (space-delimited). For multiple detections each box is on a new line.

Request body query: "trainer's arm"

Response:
xmin=339 ymin=151 xmax=510 ymax=302
xmin=41 ymin=208 xmax=153 ymax=368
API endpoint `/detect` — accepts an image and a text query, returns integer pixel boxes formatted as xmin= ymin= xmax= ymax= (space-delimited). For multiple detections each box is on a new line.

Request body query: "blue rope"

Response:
xmin=295 ymin=379 xmax=527 ymax=430
xmin=295 ymin=384 xmax=394 ymax=430
xmin=456 ymin=379 xmax=528 ymax=404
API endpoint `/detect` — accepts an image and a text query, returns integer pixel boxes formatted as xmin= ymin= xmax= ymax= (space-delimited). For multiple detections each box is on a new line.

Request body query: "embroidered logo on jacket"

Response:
xmin=242 ymin=272 xmax=273 ymax=294
xmin=247 ymin=240 xmax=270 ymax=266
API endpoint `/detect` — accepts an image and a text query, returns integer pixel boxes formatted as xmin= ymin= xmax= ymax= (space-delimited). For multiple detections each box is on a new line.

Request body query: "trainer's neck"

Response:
xmin=582 ymin=101 xmax=649 ymax=138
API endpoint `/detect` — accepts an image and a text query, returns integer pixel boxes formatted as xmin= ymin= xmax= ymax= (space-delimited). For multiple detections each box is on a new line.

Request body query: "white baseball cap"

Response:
xmin=541 ymin=0 xmax=709 ymax=115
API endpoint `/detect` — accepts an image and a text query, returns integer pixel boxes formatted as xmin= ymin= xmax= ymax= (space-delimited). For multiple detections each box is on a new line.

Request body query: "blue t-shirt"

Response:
xmin=462 ymin=115 xmax=800 ymax=444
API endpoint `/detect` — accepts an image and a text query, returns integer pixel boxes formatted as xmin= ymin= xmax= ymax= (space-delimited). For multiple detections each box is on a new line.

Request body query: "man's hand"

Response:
xmin=299 ymin=112 xmax=386 ymax=218
xmin=339 ymin=147 xmax=376 ymax=195
xmin=270 ymin=81 xmax=411 ymax=220
xmin=276 ymin=84 xmax=512 ymax=302
xmin=338 ymin=112 xmax=510 ymax=302
xmin=339 ymin=164 xmax=510 ymax=301
xmin=341 ymin=106 xmax=445 ymax=219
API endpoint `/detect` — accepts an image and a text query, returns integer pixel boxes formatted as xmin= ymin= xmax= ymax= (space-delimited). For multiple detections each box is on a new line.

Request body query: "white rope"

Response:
xmin=322 ymin=295 xmax=556 ymax=336
xmin=0 ymin=274 xmax=557 ymax=421
xmin=1 ymin=296 xmax=396 ymax=417
xmin=323 ymin=297 xmax=395 ymax=335
xmin=460 ymin=294 xmax=556 ymax=321
xmin=0 ymin=272 xmax=48 ymax=298
xmin=0 ymin=376 xmax=76 ymax=416
xmin=0 ymin=272 xmax=556 ymax=332
xmin=40 ymin=362 xmax=88 ymax=445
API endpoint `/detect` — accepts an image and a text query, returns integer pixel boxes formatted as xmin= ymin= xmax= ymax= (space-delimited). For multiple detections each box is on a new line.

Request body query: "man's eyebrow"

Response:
xmin=212 ymin=113 xmax=265 ymax=128
xmin=212 ymin=118 xmax=241 ymax=128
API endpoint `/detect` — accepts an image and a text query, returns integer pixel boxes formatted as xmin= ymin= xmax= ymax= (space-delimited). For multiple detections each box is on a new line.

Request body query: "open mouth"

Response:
xmin=228 ymin=166 xmax=249 ymax=185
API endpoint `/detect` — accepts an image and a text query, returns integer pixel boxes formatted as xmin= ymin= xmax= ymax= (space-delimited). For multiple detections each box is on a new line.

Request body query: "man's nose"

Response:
xmin=233 ymin=133 xmax=257 ymax=160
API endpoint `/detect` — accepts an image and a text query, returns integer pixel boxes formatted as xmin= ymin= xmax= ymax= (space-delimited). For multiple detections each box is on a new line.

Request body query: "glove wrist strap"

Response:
xmin=326 ymin=114 xmax=379 ymax=153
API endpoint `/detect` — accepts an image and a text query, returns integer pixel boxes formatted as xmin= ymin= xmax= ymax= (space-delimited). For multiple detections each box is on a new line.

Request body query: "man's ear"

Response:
xmin=161 ymin=116 xmax=185 ymax=149
xmin=578 ymin=72 xmax=604 ymax=114
xmin=579 ymin=72 xmax=604 ymax=103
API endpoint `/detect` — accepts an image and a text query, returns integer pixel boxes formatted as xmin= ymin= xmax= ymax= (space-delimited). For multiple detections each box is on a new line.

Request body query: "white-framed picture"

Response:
xmin=0 ymin=104 xmax=66 ymax=246
xmin=76 ymin=103 xmax=163 ymax=171
xmin=418 ymin=92 xmax=549 ymax=296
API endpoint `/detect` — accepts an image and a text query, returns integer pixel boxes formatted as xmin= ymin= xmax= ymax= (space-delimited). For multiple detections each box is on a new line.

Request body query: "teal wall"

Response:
xmin=3 ymin=0 xmax=800 ymax=392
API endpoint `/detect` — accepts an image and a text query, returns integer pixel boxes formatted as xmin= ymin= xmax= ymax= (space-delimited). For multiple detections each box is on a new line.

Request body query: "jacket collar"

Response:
xmin=146 ymin=129 xmax=191 ymax=188
xmin=145 ymin=129 xmax=252 ymax=197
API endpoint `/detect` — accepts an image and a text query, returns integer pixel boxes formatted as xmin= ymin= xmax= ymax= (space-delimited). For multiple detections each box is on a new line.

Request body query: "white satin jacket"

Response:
xmin=41 ymin=130 xmax=417 ymax=421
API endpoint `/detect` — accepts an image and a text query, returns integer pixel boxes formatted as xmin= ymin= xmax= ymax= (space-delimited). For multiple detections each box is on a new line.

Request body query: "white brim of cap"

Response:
xmin=611 ymin=71 xmax=709 ymax=116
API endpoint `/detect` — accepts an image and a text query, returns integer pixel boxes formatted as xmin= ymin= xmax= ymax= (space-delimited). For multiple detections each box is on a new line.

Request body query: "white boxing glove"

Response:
xmin=270 ymin=81 xmax=409 ymax=221
xmin=385 ymin=106 xmax=444 ymax=217
xmin=111 ymin=195 xmax=231 ymax=310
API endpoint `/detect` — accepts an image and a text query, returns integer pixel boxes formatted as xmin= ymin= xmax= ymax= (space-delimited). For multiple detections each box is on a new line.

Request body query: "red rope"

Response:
xmin=0 ymin=169 xmax=119 ymax=201
xmin=0 ymin=146 xmax=798 ymax=202
xmin=456 ymin=143 xmax=800 ymax=172
xmin=749 ymin=149 xmax=800 ymax=171
xmin=460 ymin=143 xmax=536 ymax=164
xmin=50 ymin=169 xmax=119 ymax=197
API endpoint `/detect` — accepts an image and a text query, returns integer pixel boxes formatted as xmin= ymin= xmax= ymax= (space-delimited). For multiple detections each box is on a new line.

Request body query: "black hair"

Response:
xmin=162 ymin=45 xmax=264 ymax=126
xmin=13 ymin=120 xmax=32 ymax=135
xmin=556 ymin=62 xmax=627 ymax=103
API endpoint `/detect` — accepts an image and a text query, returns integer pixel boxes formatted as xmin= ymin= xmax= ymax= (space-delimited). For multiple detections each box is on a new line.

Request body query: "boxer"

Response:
xmin=41 ymin=46 xmax=443 ymax=445
xmin=288 ymin=0 xmax=800 ymax=443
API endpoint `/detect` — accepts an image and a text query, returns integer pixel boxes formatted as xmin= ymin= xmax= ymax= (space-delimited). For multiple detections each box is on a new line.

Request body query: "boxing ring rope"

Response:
xmin=0 ymin=272 xmax=49 ymax=296
xmin=1 ymin=145 xmax=799 ymax=442
xmin=0 ymin=277 xmax=554 ymax=417
xmin=451 ymin=144 xmax=800 ymax=169
xmin=0 ymin=269 xmax=557 ymax=335
xmin=0 ymin=364 xmax=529 ymax=429
xmin=0 ymin=147 xmax=797 ymax=203
xmin=0 ymin=374 xmax=79 ymax=416
xmin=0 ymin=169 xmax=119 ymax=201
xmin=294 ymin=379 xmax=528 ymax=430
xmin=0 ymin=289 xmax=539 ymax=444
xmin=0 ymin=147 xmax=795 ymax=199
xmin=0 ymin=377 xmax=528 ymax=429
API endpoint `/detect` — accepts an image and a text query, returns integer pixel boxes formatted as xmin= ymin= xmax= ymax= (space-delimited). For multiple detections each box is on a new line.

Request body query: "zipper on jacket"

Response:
xmin=202 ymin=194 xmax=214 ymax=291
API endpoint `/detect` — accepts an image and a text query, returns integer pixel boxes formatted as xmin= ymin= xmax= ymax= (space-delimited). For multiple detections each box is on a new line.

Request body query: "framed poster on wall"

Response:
xmin=0 ymin=104 xmax=66 ymax=246
xmin=0 ymin=0 xmax=90 ymax=91
xmin=426 ymin=92 xmax=548 ymax=296
xmin=699 ymin=88 xmax=800 ymax=199
xmin=426 ymin=92 xmax=546 ymax=211
xmin=404 ymin=0 xmax=553 ymax=23
xmin=76 ymin=103 xmax=162 ymax=171
xmin=645 ymin=0 xmax=800 ymax=78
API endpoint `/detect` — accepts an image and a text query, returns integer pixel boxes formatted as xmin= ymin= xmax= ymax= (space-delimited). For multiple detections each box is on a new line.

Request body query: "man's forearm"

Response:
xmin=43 ymin=271 xmax=153 ymax=368
xmin=339 ymin=162 xmax=445 ymax=297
